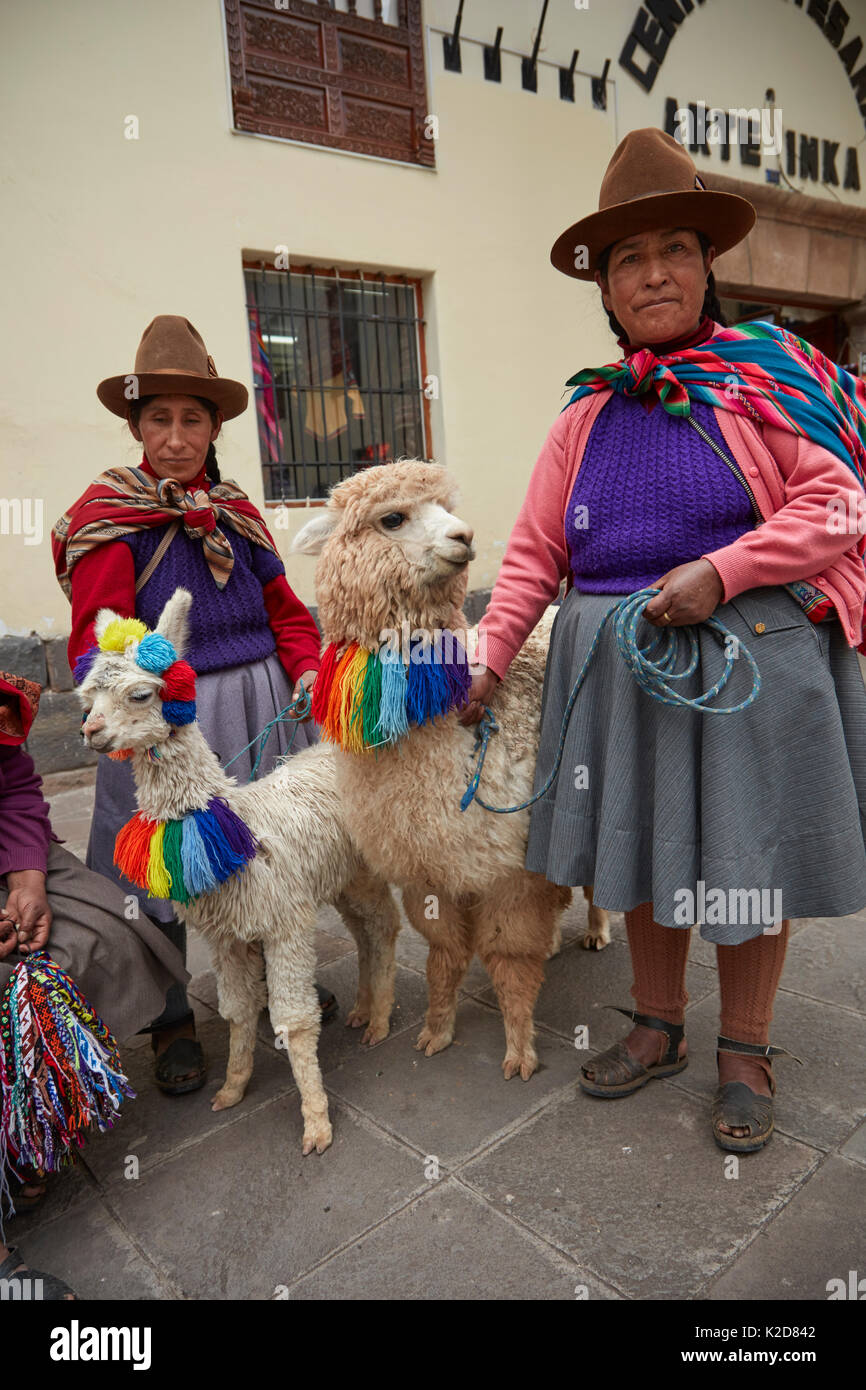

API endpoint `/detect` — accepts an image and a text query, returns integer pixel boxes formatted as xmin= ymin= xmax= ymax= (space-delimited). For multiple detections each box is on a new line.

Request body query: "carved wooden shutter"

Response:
xmin=224 ymin=0 xmax=433 ymax=167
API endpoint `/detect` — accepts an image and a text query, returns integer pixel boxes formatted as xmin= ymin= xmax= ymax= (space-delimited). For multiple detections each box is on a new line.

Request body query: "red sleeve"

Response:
xmin=68 ymin=540 xmax=137 ymax=671
xmin=261 ymin=575 xmax=322 ymax=686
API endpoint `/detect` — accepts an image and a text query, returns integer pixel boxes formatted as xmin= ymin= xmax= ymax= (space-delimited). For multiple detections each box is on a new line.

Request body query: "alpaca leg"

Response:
xmin=210 ymin=938 xmax=267 ymax=1112
xmin=334 ymin=869 xmax=401 ymax=1046
xmin=263 ymin=929 xmax=332 ymax=1156
xmin=475 ymin=873 xmax=557 ymax=1081
xmin=582 ymin=884 xmax=611 ymax=952
xmin=403 ymin=884 xmax=472 ymax=1057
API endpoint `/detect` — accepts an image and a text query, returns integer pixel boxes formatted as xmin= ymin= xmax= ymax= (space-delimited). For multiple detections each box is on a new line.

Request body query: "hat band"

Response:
xmin=141 ymin=366 xmax=215 ymax=378
xmin=604 ymin=183 xmax=707 ymax=209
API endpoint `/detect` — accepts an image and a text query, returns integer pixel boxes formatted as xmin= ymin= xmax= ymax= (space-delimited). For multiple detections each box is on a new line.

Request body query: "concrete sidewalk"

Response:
xmin=7 ymin=770 xmax=865 ymax=1301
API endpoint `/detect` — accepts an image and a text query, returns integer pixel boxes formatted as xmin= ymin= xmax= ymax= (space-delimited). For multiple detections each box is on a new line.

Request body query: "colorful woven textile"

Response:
xmin=0 ymin=952 xmax=134 ymax=1214
xmin=563 ymin=320 xmax=866 ymax=490
xmin=52 ymin=459 xmax=280 ymax=596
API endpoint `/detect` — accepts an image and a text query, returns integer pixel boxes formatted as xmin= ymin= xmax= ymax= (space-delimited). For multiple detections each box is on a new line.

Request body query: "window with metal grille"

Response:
xmin=244 ymin=260 xmax=432 ymax=502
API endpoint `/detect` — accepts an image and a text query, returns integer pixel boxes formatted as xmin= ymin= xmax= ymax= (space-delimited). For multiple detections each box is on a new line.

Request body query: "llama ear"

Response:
xmin=154 ymin=587 xmax=193 ymax=657
xmin=94 ymin=607 xmax=122 ymax=643
xmin=291 ymin=511 xmax=339 ymax=556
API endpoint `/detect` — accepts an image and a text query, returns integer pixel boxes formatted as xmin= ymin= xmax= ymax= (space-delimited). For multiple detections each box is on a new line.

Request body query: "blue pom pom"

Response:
xmin=137 ymin=633 xmax=177 ymax=673
xmin=73 ymin=645 xmax=99 ymax=685
xmin=162 ymin=699 xmax=196 ymax=726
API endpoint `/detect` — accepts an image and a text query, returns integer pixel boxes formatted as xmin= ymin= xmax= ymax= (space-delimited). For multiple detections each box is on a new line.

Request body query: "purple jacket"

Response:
xmin=0 ymin=743 xmax=61 ymax=877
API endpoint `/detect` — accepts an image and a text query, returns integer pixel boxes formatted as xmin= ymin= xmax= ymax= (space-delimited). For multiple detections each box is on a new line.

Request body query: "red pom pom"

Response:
xmin=161 ymin=660 xmax=197 ymax=702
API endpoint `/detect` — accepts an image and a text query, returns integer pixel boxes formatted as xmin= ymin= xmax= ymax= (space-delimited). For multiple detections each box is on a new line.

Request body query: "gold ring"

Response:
xmin=663 ymin=611 xmax=672 ymax=623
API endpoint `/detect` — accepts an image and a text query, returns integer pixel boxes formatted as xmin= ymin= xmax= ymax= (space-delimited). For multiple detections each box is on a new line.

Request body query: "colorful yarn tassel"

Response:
xmin=314 ymin=633 xmax=472 ymax=752
xmin=0 ymin=951 xmax=134 ymax=1221
xmin=114 ymin=799 xmax=260 ymax=902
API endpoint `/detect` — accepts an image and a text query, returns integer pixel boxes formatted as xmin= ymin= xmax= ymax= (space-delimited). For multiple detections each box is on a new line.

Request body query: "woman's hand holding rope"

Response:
xmin=642 ymin=558 xmax=725 ymax=627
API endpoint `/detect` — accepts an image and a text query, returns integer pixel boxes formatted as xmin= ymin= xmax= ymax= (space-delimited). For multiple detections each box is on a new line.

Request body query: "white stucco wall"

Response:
xmin=2 ymin=0 xmax=866 ymax=636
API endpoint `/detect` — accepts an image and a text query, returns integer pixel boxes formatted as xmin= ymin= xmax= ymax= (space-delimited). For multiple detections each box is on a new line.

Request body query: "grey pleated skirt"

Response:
xmin=525 ymin=585 xmax=866 ymax=942
xmin=86 ymin=651 xmax=320 ymax=925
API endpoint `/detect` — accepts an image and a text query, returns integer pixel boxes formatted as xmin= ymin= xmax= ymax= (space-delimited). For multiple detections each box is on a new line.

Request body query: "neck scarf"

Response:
xmin=563 ymin=319 xmax=866 ymax=493
xmin=52 ymin=454 xmax=279 ymax=596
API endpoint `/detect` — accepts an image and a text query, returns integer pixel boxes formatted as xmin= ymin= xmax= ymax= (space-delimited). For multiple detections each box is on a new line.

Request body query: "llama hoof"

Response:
xmin=345 ymin=1007 xmax=369 ymax=1029
xmin=211 ymin=1084 xmax=245 ymax=1111
xmin=302 ymin=1120 xmax=333 ymax=1156
xmin=502 ymin=1051 xmax=538 ymax=1081
xmin=414 ymin=1024 xmax=453 ymax=1056
xmin=581 ymin=929 xmax=610 ymax=951
xmin=360 ymin=1021 xmax=389 ymax=1046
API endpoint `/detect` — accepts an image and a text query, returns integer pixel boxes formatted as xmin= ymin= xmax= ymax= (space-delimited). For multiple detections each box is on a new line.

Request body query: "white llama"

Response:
xmin=77 ymin=588 xmax=400 ymax=1155
xmin=292 ymin=460 xmax=609 ymax=1083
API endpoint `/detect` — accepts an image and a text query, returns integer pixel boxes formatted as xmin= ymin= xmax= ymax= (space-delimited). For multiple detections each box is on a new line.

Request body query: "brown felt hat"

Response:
xmin=550 ymin=127 xmax=756 ymax=281
xmin=0 ymin=671 xmax=42 ymax=745
xmin=97 ymin=315 xmax=249 ymax=419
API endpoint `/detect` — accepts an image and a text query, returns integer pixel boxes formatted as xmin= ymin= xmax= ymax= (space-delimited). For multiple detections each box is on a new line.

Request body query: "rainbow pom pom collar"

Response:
xmin=115 ymin=797 xmax=260 ymax=903
xmin=311 ymin=634 xmax=472 ymax=752
xmin=74 ymin=616 xmax=197 ymax=728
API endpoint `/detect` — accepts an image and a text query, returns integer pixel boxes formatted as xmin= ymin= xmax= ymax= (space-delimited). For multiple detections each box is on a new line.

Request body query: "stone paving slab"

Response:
xmin=4 ymin=1153 xmax=97 ymax=1240
xmin=82 ymin=1012 xmax=297 ymax=1188
xmin=8 ymin=1195 xmax=174 ymax=1302
xmin=288 ymin=1178 xmax=619 ymax=1301
xmin=107 ymin=1095 xmax=429 ymax=1299
xmin=324 ymin=996 xmax=578 ymax=1166
xmin=706 ymin=1156 xmax=866 ymax=1301
xmin=669 ymin=987 xmax=866 ymax=1152
xmin=462 ymin=1083 xmax=820 ymax=1301
xmin=840 ymin=1119 xmax=866 ymax=1166
xmin=779 ymin=915 xmax=866 ymax=1013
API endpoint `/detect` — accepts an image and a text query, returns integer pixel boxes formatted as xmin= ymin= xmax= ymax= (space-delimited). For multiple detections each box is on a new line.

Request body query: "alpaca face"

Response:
xmin=292 ymin=460 xmax=475 ymax=641
xmin=79 ymin=659 xmax=171 ymax=753
xmin=77 ymin=588 xmax=195 ymax=753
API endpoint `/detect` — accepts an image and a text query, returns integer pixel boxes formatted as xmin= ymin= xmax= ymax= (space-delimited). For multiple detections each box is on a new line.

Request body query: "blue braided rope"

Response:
xmin=460 ymin=587 xmax=761 ymax=816
xmin=221 ymin=685 xmax=312 ymax=782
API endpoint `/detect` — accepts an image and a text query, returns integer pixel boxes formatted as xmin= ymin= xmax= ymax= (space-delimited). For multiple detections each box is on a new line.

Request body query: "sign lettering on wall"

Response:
xmin=619 ymin=0 xmax=866 ymax=135
xmin=664 ymin=97 xmax=861 ymax=189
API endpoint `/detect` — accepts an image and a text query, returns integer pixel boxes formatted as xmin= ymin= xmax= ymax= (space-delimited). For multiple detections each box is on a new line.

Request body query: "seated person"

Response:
xmin=0 ymin=670 xmax=187 ymax=1300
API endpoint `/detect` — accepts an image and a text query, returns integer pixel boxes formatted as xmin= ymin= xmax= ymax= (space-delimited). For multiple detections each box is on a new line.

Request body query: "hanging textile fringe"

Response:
xmin=0 ymin=951 xmax=134 ymax=1223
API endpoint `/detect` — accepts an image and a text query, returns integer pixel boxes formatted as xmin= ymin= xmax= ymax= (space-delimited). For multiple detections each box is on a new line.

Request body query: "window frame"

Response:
xmin=243 ymin=256 xmax=434 ymax=507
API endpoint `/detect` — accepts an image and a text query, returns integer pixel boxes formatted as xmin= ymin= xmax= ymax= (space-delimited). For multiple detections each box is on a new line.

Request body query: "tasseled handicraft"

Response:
xmin=311 ymin=634 xmax=472 ymax=752
xmin=0 ymin=951 xmax=134 ymax=1219
xmin=114 ymin=797 xmax=260 ymax=904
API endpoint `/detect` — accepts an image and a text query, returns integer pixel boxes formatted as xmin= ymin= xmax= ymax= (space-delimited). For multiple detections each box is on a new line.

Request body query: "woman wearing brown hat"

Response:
xmin=52 ymin=316 xmax=328 ymax=1095
xmin=461 ymin=128 xmax=866 ymax=1151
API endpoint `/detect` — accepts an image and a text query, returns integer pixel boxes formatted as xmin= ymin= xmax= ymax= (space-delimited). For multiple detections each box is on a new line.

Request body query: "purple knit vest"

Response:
xmin=123 ymin=526 xmax=285 ymax=675
xmin=565 ymin=394 xmax=755 ymax=591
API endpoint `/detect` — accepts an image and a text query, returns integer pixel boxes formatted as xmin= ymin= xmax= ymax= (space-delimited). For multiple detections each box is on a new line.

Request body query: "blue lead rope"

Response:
xmin=460 ymin=588 xmax=762 ymax=815
xmin=222 ymin=685 xmax=313 ymax=782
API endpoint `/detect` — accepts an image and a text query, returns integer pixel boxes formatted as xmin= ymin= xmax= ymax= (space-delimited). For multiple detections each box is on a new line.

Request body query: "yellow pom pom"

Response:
xmin=99 ymin=617 xmax=149 ymax=653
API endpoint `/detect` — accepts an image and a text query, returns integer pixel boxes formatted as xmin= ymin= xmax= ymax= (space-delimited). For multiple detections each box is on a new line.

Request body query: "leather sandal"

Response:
xmin=578 ymin=1006 xmax=687 ymax=1098
xmin=0 ymin=1246 xmax=76 ymax=1300
xmin=712 ymin=1035 xmax=803 ymax=1153
xmin=151 ymin=1012 xmax=207 ymax=1095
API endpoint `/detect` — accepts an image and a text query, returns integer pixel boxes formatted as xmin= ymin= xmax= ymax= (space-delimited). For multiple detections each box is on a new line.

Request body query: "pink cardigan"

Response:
xmin=478 ymin=387 xmax=866 ymax=681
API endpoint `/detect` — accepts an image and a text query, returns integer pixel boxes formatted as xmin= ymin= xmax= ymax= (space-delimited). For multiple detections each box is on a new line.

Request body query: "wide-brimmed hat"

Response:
xmin=550 ymin=127 xmax=756 ymax=281
xmin=0 ymin=671 xmax=42 ymax=745
xmin=96 ymin=315 xmax=249 ymax=419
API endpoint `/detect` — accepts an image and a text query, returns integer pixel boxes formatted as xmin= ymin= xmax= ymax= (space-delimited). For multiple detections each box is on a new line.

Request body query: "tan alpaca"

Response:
xmin=292 ymin=460 xmax=610 ymax=1081
xmin=78 ymin=589 xmax=401 ymax=1155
